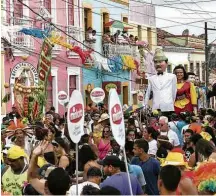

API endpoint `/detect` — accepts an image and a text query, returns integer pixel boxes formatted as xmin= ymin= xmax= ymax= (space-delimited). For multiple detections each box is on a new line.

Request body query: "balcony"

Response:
xmin=103 ymin=43 xmax=137 ymax=58
xmin=10 ymin=17 xmax=34 ymax=56
xmin=66 ymin=25 xmax=83 ymax=58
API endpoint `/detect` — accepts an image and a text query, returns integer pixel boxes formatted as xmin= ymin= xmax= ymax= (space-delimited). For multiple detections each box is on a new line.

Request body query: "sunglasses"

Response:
xmin=52 ymin=141 xmax=59 ymax=147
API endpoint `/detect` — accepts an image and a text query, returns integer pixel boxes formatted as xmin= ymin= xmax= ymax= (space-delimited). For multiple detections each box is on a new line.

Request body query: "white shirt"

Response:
xmin=67 ymin=181 xmax=99 ymax=196
xmin=148 ymin=139 xmax=158 ymax=156
xmin=181 ymin=124 xmax=190 ymax=135
xmin=160 ymin=129 xmax=180 ymax=147
xmin=144 ymin=73 xmax=177 ymax=112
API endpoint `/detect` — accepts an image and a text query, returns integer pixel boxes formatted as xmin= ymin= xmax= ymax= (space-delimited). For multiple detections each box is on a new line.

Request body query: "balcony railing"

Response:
xmin=10 ymin=17 xmax=33 ymax=27
xmin=10 ymin=17 xmax=34 ymax=55
xmin=66 ymin=25 xmax=82 ymax=58
xmin=103 ymin=43 xmax=137 ymax=58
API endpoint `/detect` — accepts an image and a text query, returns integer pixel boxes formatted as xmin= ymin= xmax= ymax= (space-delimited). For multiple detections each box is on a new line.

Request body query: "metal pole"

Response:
xmin=76 ymin=143 xmax=79 ymax=195
xmin=205 ymin=22 xmax=209 ymax=87
xmin=123 ymin=148 xmax=133 ymax=196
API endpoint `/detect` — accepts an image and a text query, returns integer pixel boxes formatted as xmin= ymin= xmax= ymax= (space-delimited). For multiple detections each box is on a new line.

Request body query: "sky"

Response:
xmin=142 ymin=0 xmax=216 ymax=43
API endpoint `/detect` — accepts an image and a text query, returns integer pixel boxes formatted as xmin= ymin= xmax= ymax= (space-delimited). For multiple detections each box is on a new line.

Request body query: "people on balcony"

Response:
xmin=102 ymin=30 xmax=114 ymax=44
xmin=85 ymin=27 xmax=96 ymax=43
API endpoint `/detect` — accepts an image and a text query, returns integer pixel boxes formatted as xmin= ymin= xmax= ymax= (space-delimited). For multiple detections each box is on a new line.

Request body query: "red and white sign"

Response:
xmin=58 ymin=91 xmax=69 ymax=106
xmin=108 ymin=89 xmax=125 ymax=147
xmin=67 ymin=90 xmax=84 ymax=143
xmin=90 ymin=87 xmax=105 ymax=103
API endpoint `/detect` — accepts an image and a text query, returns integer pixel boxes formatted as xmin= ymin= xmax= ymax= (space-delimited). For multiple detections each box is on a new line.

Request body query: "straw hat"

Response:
xmin=98 ymin=113 xmax=109 ymax=123
xmin=153 ymin=48 xmax=168 ymax=62
xmin=161 ymin=152 xmax=188 ymax=167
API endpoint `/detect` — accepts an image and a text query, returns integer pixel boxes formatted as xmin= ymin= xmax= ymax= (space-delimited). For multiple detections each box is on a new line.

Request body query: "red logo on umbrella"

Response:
xmin=58 ymin=94 xmax=67 ymax=100
xmin=91 ymin=91 xmax=104 ymax=97
xmin=69 ymin=104 xmax=83 ymax=123
xmin=111 ymin=104 xmax=122 ymax=125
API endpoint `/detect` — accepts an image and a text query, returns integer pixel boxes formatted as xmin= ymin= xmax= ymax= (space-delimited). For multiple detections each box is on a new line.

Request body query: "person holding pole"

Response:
xmin=99 ymin=155 xmax=143 ymax=195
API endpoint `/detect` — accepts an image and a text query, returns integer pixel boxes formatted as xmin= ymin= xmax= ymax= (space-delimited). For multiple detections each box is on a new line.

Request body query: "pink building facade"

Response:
xmin=1 ymin=0 xmax=83 ymax=116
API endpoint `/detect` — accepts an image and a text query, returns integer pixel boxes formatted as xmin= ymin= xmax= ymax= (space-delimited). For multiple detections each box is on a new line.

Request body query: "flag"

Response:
xmin=37 ymin=39 xmax=53 ymax=117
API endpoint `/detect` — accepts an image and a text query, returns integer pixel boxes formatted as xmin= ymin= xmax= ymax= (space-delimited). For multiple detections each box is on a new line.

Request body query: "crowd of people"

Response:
xmin=85 ymin=27 xmax=139 ymax=46
xmin=1 ymin=104 xmax=216 ymax=195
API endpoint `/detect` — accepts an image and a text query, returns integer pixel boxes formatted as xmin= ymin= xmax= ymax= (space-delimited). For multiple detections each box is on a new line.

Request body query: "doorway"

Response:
xmin=123 ymin=86 xmax=128 ymax=105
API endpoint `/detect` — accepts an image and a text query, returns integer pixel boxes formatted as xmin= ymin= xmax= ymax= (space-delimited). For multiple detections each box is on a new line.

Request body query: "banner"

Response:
xmin=37 ymin=38 xmax=53 ymax=116
xmin=58 ymin=91 xmax=69 ymax=106
xmin=90 ymin=87 xmax=105 ymax=104
xmin=108 ymin=89 xmax=125 ymax=147
xmin=67 ymin=90 xmax=84 ymax=143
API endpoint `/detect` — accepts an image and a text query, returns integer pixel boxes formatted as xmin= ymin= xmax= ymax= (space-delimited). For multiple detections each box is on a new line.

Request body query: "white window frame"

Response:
xmin=51 ymin=67 xmax=58 ymax=113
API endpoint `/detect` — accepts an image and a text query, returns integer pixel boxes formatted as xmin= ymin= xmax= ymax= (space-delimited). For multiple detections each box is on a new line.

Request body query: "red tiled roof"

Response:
xmin=157 ymin=28 xmax=180 ymax=47
xmin=157 ymin=28 xmax=205 ymax=49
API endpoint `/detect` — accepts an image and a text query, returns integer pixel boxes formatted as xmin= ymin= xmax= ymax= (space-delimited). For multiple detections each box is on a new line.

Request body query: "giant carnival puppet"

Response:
xmin=173 ymin=65 xmax=197 ymax=114
xmin=144 ymin=49 xmax=177 ymax=115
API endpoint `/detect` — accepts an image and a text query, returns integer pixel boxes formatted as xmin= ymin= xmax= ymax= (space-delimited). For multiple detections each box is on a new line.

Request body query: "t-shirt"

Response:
xmin=161 ymin=129 xmax=180 ymax=147
xmin=129 ymin=164 xmax=146 ymax=186
xmin=100 ymin=172 xmax=143 ymax=195
xmin=67 ymin=181 xmax=99 ymax=196
xmin=131 ymin=157 xmax=160 ymax=195
xmin=148 ymin=139 xmax=158 ymax=156
xmin=169 ymin=121 xmax=183 ymax=146
xmin=183 ymin=146 xmax=194 ymax=161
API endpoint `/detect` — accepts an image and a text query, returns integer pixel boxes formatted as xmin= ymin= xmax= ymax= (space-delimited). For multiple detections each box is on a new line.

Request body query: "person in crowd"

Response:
xmin=182 ymin=129 xmax=194 ymax=161
xmin=159 ymin=116 xmax=180 ymax=147
xmin=81 ymin=184 xmax=100 ymax=195
xmin=128 ymin=163 xmax=146 ymax=192
xmin=173 ymin=65 xmax=197 ymax=114
xmin=162 ymin=152 xmax=198 ymax=195
xmin=195 ymin=138 xmax=216 ymax=163
xmin=52 ymin=137 xmax=71 ymax=170
xmin=6 ymin=119 xmax=33 ymax=157
xmin=68 ymin=167 xmax=102 ymax=195
xmin=144 ymin=48 xmax=177 ymax=116
xmin=27 ymin=141 xmax=71 ymax=195
xmin=177 ymin=113 xmax=188 ymax=132
xmin=203 ymin=126 xmax=216 ymax=146
xmin=168 ymin=113 xmax=183 ymax=146
xmin=100 ymin=186 xmax=121 ymax=195
xmin=2 ymin=145 xmax=28 ymax=195
xmin=79 ymin=145 xmax=101 ymax=180
xmin=126 ymin=129 xmax=136 ymax=142
xmin=188 ymin=133 xmax=203 ymax=167
xmin=107 ymin=138 xmax=123 ymax=160
xmin=99 ymin=155 xmax=143 ymax=195
xmin=131 ymin=139 xmax=160 ymax=195
xmin=188 ymin=116 xmax=202 ymax=134
xmin=156 ymin=135 xmax=173 ymax=163
xmin=158 ymin=165 xmax=181 ymax=195
xmin=143 ymin=126 xmax=159 ymax=157
xmin=92 ymin=113 xmax=109 ymax=141
xmin=94 ymin=125 xmax=111 ymax=160
xmin=148 ymin=116 xmax=160 ymax=131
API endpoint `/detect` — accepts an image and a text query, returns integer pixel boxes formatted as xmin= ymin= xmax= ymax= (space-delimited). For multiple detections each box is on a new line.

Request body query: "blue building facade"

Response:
xmin=82 ymin=0 xmax=133 ymax=106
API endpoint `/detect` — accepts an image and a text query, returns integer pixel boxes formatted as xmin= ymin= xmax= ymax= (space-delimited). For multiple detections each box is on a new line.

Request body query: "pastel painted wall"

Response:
xmin=82 ymin=0 xmax=131 ymax=105
xmin=3 ymin=0 xmax=83 ymax=116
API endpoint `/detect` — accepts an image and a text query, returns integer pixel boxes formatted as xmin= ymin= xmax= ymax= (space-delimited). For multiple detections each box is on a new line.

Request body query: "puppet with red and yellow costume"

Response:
xmin=173 ymin=65 xmax=197 ymax=115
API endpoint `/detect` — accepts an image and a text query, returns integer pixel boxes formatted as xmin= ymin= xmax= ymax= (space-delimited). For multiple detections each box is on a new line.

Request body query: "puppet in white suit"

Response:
xmin=144 ymin=49 xmax=177 ymax=114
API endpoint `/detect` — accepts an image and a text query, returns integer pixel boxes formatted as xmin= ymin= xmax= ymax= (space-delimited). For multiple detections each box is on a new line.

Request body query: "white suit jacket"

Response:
xmin=144 ymin=73 xmax=177 ymax=112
